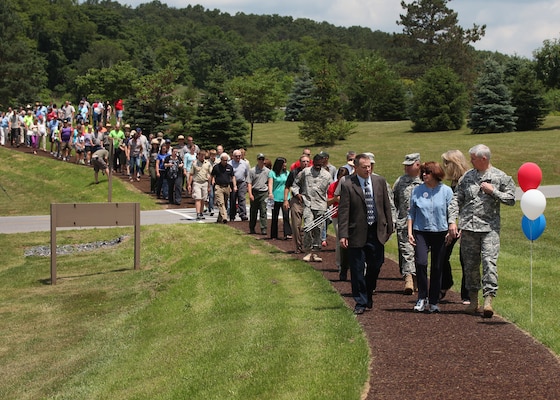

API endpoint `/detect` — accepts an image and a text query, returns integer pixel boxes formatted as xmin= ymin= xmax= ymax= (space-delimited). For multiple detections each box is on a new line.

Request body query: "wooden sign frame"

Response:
xmin=50 ymin=202 xmax=140 ymax=285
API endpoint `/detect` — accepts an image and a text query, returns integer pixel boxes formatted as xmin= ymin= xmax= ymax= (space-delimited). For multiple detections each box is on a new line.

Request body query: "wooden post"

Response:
xmin=50 ymin=203 xmax=57 ymax=285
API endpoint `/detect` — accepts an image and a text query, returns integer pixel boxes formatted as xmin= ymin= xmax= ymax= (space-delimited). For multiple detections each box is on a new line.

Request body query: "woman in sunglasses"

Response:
xmin=407 ymin=161 xmax=455 ymax=313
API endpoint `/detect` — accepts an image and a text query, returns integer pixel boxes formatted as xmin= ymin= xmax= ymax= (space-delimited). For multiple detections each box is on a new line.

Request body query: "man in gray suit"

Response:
xmin=338 ymin=153 xmax=394 ymax=314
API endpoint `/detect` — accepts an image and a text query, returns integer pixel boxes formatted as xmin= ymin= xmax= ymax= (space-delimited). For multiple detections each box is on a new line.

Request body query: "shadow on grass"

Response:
xmin=38 ymin=267 xmax=131 ymax=285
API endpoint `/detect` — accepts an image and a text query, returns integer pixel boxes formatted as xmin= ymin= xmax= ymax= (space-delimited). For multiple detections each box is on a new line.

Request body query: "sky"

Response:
xmin=119 ymin=0 xmax=560 ymax=58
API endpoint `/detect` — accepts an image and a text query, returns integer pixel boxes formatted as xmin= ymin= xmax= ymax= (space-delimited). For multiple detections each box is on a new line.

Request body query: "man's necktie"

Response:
xmin=364 ymin=181 xmax=376 ymax=225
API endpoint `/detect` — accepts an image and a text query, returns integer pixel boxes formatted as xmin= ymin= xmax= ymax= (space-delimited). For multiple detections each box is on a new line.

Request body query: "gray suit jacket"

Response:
xmin=338 ymin=174 xmax=394 ymax=247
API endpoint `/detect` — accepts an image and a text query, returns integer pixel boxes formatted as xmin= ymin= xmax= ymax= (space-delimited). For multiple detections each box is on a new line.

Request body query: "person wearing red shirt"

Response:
xmin=114 ymin=99 xmax=124 ymax=125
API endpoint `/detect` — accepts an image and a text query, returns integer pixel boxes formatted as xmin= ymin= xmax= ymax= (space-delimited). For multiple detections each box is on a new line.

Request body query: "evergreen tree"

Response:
xmin=396 ymin=0 xmax=485 ymax=86
xmin=299 ymin=62 xmax=355 ymax=144
xmin=285 ymin=65 xmax=314 ymax=121
xmin=409 ymin=65 xmax=467 ymax=132
xmin=193 ymin=67 xmax=249 ymax=151
xmin=134 ymin=67 xmax=178 ymax=136
xmin=468 ymin=59 xmax=517 ymax=134
xmin=508 ymin=65 xmax=549 ymax=131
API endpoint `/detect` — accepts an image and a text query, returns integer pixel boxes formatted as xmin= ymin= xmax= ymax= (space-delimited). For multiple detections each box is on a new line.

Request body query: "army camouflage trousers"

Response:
xmin=460 ymin=230 xmax=500 ymax=297
xmin=303 ymin=208 xmax=323 ymax=252
xmin=397 ymin=228 xmax=416 ymax=276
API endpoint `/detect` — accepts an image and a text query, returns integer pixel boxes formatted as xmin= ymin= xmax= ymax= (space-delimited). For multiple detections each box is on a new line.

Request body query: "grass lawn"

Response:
xmin=0 ymin=226 xmax=368 ymax=399
xmin=247 ymin=116 xmax=560 ymax=186
xmin=0 ymin=147 xmax=158 ymax=216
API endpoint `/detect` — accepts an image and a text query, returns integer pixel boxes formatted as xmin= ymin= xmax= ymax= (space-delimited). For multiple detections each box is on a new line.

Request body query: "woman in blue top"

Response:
xmin=407 ymin=161 xmax=455 ymax=313
xmin=268 ymin=157 xmax=292 ymax=240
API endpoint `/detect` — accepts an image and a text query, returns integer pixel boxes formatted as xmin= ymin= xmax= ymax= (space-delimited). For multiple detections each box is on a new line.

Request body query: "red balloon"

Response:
xmin=518 ymin=162 xmax=542 ymax=192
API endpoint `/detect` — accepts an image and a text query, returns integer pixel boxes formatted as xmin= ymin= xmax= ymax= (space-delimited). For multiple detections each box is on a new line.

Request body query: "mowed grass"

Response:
xmin=0 ymin=147 xmax=158 ymax=216
xmin=248 ymin=117 xmax=560 ymax=186
xmin=0 ymin=226 xmax=368 ymax=400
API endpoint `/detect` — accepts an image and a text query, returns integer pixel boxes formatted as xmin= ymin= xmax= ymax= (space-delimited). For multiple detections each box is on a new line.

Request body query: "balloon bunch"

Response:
xmin=518 ymin=162 xmax=546 ymax=241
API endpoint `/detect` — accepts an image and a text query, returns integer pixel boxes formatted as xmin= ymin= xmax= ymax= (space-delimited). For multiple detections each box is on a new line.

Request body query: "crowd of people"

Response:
xmin=0 ymin=99 xmax=124 ymax=154
xmin=243 ymin=145 xmax=515 ymax=318
xmin=1 ymin=105 xmax=516 ymax=318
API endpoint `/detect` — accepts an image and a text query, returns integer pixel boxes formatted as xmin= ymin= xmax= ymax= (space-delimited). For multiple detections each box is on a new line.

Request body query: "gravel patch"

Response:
xmin=25 ymin=235 xmax=129 ymax=257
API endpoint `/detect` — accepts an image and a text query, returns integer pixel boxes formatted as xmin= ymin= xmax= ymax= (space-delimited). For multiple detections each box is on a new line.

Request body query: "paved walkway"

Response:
xmin=2 ymin=185 xmax=559 ymax=234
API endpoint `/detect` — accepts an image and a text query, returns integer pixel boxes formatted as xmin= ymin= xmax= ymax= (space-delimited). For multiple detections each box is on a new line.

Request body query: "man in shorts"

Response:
xmin=188 ymin=149 xmax=213 ymax=220
xmin=92 ymin=148 xmax=110 ymax=184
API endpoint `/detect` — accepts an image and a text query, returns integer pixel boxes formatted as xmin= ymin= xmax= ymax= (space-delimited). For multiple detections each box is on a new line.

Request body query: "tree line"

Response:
xmin=1 ymin=0 xmax=558 ymax=148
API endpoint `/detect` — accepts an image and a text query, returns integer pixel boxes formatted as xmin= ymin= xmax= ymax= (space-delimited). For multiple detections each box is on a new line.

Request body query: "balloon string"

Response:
xmin=530 ymin=239 xmax=533 ymax=323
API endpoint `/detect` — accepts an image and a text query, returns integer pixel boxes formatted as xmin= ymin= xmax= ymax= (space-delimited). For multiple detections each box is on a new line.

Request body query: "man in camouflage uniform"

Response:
xmin=393 ymin=153 xmax=422 ymax=295
xmin=292 ymin=153 xmax=333 ymax=262
xmin=449 ymin=144 xmax=515 ymax=318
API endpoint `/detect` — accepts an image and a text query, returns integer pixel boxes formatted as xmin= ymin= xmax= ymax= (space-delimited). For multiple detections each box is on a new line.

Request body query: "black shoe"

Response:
xmin=353 ymin=307 xmax=365 ymax=315
xmin=249 ymin=230 xmax=257 ymax=234
xmin=241 ymin=217 xmax=248 ymax=221
xmin=366 ymin=300 xmax=373 ymax=310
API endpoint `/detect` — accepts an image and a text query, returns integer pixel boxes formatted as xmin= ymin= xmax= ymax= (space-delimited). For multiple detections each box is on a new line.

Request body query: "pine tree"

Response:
xmin=193 ymin=67 xmax=248 ymax=151
xmin=509 ymin=66 xmax=549 ymax=131
xmin=284 ymin=65 xmax=314 ymax=121
xmin=396 ymin=0 xmax=485 ymax=85
xmin=409 ymin=65 xmax=467 ymax=132
xmin=468 ymin=59 xmax=517 ymax=134
xmin=299 ymin=63 xmax=340 ymax=144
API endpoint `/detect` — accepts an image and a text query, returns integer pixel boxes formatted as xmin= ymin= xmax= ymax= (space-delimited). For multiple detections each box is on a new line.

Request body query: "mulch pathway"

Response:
xmin=11 ymin=145 xmax=560 ymax=399
xmin=228 ymin=222 xmax=560 ymax=399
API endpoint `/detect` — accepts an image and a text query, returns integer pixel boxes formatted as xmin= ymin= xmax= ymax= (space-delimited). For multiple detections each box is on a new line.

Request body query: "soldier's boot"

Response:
xmin=465 ymin=291 xmax=480 ymax=315
xmin=403 ymin=274 xmax=414 ymax=295
xmin=483 ymin=295 xmax=494 ymax=318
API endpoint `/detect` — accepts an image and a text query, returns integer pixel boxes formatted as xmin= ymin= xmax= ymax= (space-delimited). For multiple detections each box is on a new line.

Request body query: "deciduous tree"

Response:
xmin=534 ymin=38 xmax=560 ymax=90
xmin=345 ymin=54 xmax=407 ymax=121
xmin=229 ymin=69 xmax=288 ymax=146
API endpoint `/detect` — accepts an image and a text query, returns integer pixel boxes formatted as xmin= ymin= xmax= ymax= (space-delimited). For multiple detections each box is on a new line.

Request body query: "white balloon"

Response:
xmin=520 ymin=189 xmax=546 ymax=220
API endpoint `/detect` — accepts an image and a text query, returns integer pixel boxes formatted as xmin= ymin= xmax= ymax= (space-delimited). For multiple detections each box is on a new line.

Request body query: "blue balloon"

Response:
xmin=522 ymin=214 xmax=546 ymax=241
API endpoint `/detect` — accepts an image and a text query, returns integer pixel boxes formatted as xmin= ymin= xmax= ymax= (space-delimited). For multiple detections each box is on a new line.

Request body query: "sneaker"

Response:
xmin=199 ymin=213 xmax=205 ymax=220
xmin=311 ymin=254 xmax=322 ymax=262
xmin=429 ymin=304 xmax=440 ymax=313
xmin=414 ymin=298 xmax=427 ymax=312
xmin=302 ymin=253 xmax=312 ymax=262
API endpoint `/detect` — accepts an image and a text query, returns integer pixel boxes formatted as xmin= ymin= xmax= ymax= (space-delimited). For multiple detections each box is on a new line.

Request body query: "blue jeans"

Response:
xmin=130 ymin=155 xmax=141 ymax=177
